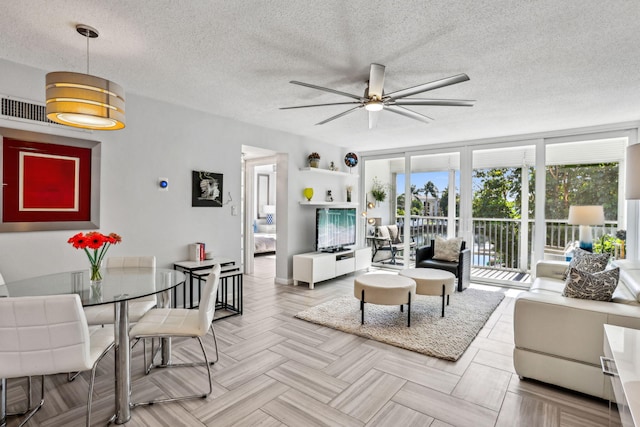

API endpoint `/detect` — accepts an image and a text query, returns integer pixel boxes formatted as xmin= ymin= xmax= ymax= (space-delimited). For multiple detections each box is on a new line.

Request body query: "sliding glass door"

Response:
xmin=544 ymin=136 xmax=627 ymax=260
xmin=471 ymin=145 xmax=535 ymax=284
xmin=361 ymin=128 xmax=635 ymax=286
xmin=407 ymin=152 xmax=460 ymax=248
xmin=363 ymin=156 xmax=405 ymax=268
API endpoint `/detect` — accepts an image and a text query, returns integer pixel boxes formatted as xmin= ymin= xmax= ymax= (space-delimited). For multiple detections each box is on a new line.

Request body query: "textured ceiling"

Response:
xmin=0 ymin=1 xmax=639 ymax=151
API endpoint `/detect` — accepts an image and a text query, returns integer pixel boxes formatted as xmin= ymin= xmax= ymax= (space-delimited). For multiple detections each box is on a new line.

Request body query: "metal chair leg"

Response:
xmin=11 ymin=376 xmax=45 ymax=427
xmin=86 ymin=342 xmax=114 ymax=427
xmin=209 ymin=325 xmax=219 ymax=365
xmin=132 ymin=336 xmax=213 ymax=406
xmin=2 ymin=377 xmax=33 ymax=418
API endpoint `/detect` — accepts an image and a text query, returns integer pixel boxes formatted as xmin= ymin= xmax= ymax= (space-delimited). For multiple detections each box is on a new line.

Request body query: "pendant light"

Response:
xmin=46 ymin=24 xmax=125 ymax=130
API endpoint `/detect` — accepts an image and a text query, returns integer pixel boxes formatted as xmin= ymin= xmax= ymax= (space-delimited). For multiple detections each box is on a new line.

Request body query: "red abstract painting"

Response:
xmin=3 ymin=138 xmax=91 ymax=222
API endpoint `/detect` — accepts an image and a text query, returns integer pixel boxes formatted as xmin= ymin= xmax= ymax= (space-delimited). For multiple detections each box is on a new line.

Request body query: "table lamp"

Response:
xmin=567 ymin=205 xmax=605 ymax=252
xmin=626 ymin=144 xmax=640 ymax=199
xmin=263 ymin=205 xmax=276 ymax=225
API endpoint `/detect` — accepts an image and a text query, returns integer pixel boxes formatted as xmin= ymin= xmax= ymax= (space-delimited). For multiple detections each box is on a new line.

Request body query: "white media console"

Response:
xmin=293 ymin=247 xmax=371 ymax=289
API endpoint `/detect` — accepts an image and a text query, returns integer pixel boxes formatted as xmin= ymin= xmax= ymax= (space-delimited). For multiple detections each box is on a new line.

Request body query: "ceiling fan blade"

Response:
xmin=280 ymin=101 xmax=361 ymax=110
xmin=316 ymin=105 xmax=363 ymax=125
xmin=368 ymin=63 xmax=385 ymax=100
xmin=385 ymin=74 xmax=470 ymax=100
xmin=390 ymin=98 xmax=475 ymax=107
xmin=290 ymin=81 xmax=363 ymax=101
xmin=368 ymin=110 xmax=379 ymax=129
xmin=385 ymin=105 xmax=433 ymax=124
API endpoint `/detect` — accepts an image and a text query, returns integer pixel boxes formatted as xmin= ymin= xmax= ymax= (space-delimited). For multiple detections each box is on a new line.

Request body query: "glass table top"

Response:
xmin=1 ymin=267 xmax=185 ymax=306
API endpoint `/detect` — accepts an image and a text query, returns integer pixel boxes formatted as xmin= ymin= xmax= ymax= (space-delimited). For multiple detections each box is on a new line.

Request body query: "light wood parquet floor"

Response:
xmin=5 ymin=256 xmax=622 ymax=426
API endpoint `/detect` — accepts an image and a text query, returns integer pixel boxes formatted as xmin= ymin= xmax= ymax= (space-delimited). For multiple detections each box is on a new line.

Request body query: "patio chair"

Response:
xmin=370 ymin=224 xmax=416 ymax=265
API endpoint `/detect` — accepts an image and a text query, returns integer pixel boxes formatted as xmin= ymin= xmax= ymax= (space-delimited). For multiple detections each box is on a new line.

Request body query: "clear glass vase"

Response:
xmin=90 ymin=263 xmax=103 ymax=286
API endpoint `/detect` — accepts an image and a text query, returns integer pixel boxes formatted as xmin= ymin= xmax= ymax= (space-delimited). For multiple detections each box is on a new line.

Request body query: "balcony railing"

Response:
xmin=394 ymin=215 xmax=620 ymax=275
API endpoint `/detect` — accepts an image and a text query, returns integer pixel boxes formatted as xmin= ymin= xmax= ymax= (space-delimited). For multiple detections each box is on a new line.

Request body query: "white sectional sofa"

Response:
xmin=513 ymin=259 xmax=640 ymax=399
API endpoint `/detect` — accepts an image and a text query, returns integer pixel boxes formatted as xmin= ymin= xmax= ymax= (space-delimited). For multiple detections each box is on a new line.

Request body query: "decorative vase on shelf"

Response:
xmin=346 ymin=189 xmax=352 ymax=203
xmin=308 ymin=152 xmax=321 ymax=168
xmin=303 ymin=187 xmax=314 ymax=202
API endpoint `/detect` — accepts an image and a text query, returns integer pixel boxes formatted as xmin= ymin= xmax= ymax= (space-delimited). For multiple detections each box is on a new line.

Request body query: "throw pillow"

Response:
xmin=562 ymin=267 xmax=619 ymax=301
xmin=387 ymin=225 xmax=399 ymax=243
xmin=433 ymin=236 xmax=462 ymax=262
xmin=377 ymin=226 xmax=390 ymax=240
xmin=570 ymin=248 xmax=609 ymax=273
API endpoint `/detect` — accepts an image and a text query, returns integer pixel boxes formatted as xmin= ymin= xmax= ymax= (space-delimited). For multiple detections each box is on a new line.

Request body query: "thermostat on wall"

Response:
xmin=158 ymin=177 xmax=169 ymax=191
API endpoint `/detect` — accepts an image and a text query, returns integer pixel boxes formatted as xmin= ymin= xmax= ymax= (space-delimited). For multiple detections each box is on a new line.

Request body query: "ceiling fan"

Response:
xmin=280 ymin=63 xmax=474 ymax=128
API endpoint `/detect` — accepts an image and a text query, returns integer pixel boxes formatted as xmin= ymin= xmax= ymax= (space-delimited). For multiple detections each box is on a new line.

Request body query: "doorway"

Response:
xmin=242 ymin=146 xmax=278 ymax=275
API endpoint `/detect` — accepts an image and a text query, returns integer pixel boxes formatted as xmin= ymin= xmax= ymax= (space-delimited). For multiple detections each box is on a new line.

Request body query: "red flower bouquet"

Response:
xmin=68 ymin=232 xmax=122 ymax=282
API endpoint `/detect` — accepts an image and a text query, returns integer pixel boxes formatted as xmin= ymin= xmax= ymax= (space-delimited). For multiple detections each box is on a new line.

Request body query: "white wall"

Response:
xmin=363 ymin=158 xmax=393 ymax=225
xmin=0 ymin=58 xmax=344 ymax=283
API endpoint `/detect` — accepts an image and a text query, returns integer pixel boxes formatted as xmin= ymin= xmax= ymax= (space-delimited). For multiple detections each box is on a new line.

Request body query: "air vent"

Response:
xmin=1 ymin=97 xmax=60 ymax=125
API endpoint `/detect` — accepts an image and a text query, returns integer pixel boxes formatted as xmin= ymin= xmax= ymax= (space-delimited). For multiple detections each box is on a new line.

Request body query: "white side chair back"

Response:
xmin=84 ymin=255 xmax=157 ymax=326
xmin=106 ymin=256 xmax=156 ymax=268
xmin=0 ymin=294 xmax=93 ymax=377
xmin=0 ymin=294 xmax=114 ymax=426
xmin=198 ymin=264 xmax=221 ymax=335
xmin=0 ymin=272 xmax=6 ymax=297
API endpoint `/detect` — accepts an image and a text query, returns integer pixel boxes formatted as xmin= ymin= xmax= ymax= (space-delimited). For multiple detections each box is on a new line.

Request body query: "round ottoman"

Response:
xmin=354 ymin=274 xmax=416 ymax=327
xmin=399 ymin=268 xmax=455 ymax=317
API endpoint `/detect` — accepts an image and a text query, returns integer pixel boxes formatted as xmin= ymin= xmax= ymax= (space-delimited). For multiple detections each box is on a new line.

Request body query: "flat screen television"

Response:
xmin=316 ymin=207 xmax=357 ymax=252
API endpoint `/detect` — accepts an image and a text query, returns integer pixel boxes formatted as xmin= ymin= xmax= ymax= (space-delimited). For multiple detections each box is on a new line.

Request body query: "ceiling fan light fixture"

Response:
xmin=282 ymin=64 xmax=472 ymax=127
xmin=45 ymin=24 xmax=125 ymax=131
xmin=364 ymin=100 xmax=383 ymax=112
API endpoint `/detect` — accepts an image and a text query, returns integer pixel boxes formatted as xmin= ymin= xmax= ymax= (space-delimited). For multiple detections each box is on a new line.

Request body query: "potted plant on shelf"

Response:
xmin=308 ymin=152 xmax=321 ymax=168
xmin=370 ymin=176 xmax=388 ymax=205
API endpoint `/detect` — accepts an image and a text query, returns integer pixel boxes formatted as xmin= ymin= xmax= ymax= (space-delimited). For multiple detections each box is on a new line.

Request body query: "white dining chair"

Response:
xmin=0 ymin=271 xmax=30 ymax=423
xmin=129 ymin=265 xmax=221 ymax=405
xmin=83 ymin=256 xmax=158 ymax=325
xmin=0 ymin=294 xmax=114 ymax=427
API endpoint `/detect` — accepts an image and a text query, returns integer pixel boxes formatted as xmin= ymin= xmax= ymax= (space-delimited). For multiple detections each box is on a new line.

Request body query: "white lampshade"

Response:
xmin=46 ymin=72 xmax=125 ymax=130
xmin=45 ymin=25 xmax=126 ymax=131
xmin=263 ymin=205 xmax=276 ymax=214
xmin=626 ymin=144 xmax=640 ymax=199
xmin=567 ymin=205 xmax=605 ymax=225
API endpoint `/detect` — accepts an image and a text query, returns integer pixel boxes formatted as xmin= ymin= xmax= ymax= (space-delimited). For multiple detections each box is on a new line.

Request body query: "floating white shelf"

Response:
xmin=299 ymin=167 xmax=359 ymax=178
xmin=299 ymin=201 xmax=359 ymax=207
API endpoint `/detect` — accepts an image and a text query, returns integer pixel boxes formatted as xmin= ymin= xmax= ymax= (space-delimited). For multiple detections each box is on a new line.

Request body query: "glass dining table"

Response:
xmin=1 ymin=267 xmax=185 ymax=425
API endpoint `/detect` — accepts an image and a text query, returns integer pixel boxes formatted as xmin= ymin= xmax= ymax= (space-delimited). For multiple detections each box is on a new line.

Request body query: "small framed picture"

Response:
xmin=192 ymin=170 xmax=223 ymax=207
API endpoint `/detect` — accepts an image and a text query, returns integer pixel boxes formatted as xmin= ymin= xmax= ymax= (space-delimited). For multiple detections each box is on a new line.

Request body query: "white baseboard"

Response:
xmin=275 ymin=277 xmax=293 ymax=285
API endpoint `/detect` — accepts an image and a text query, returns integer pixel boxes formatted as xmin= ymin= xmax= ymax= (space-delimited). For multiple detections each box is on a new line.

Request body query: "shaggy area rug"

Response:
xmin=295 ymin=288 xmax=505 ymax=361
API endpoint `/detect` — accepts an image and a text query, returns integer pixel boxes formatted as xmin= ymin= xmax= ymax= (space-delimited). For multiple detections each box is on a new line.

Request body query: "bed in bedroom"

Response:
xmin=255 ymin=233 xmax=276 ymax=254
xmin=254 ymin=219 xmax=276 ymax=254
